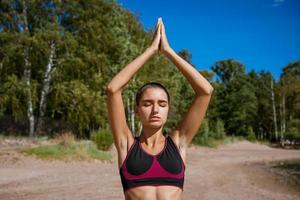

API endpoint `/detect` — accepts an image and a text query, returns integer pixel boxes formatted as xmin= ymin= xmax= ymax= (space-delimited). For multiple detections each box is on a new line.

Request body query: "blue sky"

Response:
xmin=117 ymin=0 xmax=300 ymax=81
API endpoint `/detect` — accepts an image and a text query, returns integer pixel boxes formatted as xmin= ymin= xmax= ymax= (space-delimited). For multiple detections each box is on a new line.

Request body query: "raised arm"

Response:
xmin=106 ymin=19 xmax=162 ymax=151
xmin=159 ymin=19 xmax=214 ymax=146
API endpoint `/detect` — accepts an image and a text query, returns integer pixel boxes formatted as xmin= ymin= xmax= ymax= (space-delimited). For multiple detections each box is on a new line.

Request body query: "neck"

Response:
xmin=140 ymin=127 xmax=165 ymax=147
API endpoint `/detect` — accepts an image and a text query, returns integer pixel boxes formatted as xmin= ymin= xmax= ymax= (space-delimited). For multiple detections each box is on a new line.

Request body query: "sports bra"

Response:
xmin=119 ymin=134 xmax=185 ymax=193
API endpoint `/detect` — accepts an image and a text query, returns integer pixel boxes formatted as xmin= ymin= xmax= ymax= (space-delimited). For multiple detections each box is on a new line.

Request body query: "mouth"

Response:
xmin=150 ymin=116 xmax=161 ymax=121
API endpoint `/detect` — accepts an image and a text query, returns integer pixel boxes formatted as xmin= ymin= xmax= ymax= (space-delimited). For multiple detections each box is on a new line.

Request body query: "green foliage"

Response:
xmin=192 ymin=119 xmax=211 ymax=146
xmin=50 ymin=80 xmax=106 ymax=136
xmin=212 ymin=59 xmax=257 ymax=137
xmin=192 ymin=119 xmax=228 ymax=147
xmin=0 ymin=0 xmax=299 ymax=146
xmin=91 ymin=130 xmax=114 ymax=151
xmin=285 ymin=129 xmax=300 ymax=142
xmin=212 ymin=119 xmax=226 ymax=139
xmin=287 ymin=118 xmax=300 ymax=132
xmin=285 ymin=119 xmax=300 ymax=143
xmin=22 ymin=141 xmax=112 ymax=161
xmin=246 ymin=126 xmax=257 ymax=142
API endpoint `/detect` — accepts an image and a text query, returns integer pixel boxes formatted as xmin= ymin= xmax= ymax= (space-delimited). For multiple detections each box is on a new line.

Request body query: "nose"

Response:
xmin=152 ymin=103 xmax=159 ymax=113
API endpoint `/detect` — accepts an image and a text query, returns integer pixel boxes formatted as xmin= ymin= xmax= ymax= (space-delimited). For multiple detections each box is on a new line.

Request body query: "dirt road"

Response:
xmin=0 ymin=140 xmax=299 ymax=200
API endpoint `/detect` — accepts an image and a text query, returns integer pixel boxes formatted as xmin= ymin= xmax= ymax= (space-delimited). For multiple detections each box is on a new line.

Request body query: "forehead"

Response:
xmin=141 ymin=87 xmax=168 ymax=101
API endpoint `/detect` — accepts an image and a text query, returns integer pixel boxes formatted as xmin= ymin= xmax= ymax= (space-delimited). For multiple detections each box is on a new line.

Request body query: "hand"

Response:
xmin=159 ymin=18 xmax=171 ymax=54
xmin=149 ymin=18 xmax=162 ymax=54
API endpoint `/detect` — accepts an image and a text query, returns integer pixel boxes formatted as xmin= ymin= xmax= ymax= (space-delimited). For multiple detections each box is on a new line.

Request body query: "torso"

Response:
xmin=117 ymin=131 xmax=187 ymax=200
xmin=124 ymin=185 xmax=183 ymax=200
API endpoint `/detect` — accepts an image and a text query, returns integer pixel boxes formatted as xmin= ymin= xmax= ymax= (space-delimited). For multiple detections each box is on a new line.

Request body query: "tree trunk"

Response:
xmin=280 ymin=92 xmax=283 ymax=142
xmin=131 ymin=92 xmax=135 ymax=135
xmin=282 ymin=92 xmax=286 ymax=136
xmin=22 ymin=1 xmax=35 ymax=138
xmin=279 ymin=92 xmax=286 ymax=145
xmin=127 ymin=96 xmax=131 ymax=130
xmin=270 ymin=77 xmax=278 ymax=142
xmin=126 ymin=92 xmax=136 ymax=136
xmin=36 ymin=42 xmax=56 ymax=134
xmin=24 ymin=50 xmax=35 ymax=138
xmin=283 ymin=94 xmax=286 ymax=133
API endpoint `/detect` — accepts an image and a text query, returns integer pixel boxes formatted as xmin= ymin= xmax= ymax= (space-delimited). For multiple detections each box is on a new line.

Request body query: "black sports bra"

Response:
xmin=119 ymin=135 xmax=185 ymax=193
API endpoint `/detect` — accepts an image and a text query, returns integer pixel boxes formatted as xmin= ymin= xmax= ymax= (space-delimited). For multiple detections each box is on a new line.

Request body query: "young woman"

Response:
xmin=106 ymin=17 xmax=214 ymax=200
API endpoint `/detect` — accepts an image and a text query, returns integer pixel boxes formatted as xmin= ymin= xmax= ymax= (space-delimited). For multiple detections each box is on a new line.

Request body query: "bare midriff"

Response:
xmin=124 ymin=185 xmax=183 ymax=200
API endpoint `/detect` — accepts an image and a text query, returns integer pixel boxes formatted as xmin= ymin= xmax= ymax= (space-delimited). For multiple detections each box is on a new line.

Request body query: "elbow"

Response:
xmin=208 ymin=86 xmax=214 ymax=94
xmin=106 ymin=84 xmax=115 ymax=95
xmin=106 ymin=84 xmax=121 ymax=95
xmin=203 ymin=86 xmax=214 ymax=95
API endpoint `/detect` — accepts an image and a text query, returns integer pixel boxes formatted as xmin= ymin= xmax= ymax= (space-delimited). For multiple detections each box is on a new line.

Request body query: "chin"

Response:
xmin=145 ymin=122 xmax=163 ymax=129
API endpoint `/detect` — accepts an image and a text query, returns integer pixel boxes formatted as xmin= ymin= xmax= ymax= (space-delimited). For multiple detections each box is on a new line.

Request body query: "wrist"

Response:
xmin=146 ymin=46 xmax=158 ymax=55
xmin=163 ymin=47 xmax=174 ymax=57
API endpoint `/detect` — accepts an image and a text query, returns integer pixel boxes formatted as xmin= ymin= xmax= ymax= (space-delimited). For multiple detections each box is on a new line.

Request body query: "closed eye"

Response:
xmin=160 ymin=103 xmax=167 ymax=107
xmin=141 ymin=100 xmax=168 ymax=107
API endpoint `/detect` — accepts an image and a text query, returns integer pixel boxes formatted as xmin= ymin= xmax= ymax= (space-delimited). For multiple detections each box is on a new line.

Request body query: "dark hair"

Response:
xmin=135 ymin=82 xmax=170 ymax=106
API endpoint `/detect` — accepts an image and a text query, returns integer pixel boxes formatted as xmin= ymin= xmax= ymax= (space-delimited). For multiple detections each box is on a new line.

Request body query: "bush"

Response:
xmin=285 ymin=119 xmax=300 ymax=144
xmin=192 ymin=119 xmax=211 ymax=146
xmin=91 ymin=130 xmax=114 ymax=151
xmin=285 ymin=128 xmax=300 ymax=145
xmin=213 ymin=119 xmax=226 ymax=139
xmin=246 ymin=126 xmax=256 ymax=142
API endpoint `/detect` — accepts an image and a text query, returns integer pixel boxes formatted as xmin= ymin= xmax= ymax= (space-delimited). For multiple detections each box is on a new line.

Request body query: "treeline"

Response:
xmin=0 ymin=0 xmax=299 ymax=145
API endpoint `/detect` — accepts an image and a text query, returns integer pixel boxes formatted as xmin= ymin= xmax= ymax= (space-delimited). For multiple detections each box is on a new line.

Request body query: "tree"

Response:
xmin=279 ymin=61 xmax=300 ymax=143
xmin=211 ymin=59 xmax=256 ymax=137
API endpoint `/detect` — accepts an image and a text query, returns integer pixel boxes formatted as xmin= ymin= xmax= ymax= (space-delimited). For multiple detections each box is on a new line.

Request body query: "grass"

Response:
xmin=22 ymin=141 xmax=112 ymax=161
xmin=270 ymin=159 xmax=300 ymax=186
xmin=21 ymin=132 xmax=112 ymax=162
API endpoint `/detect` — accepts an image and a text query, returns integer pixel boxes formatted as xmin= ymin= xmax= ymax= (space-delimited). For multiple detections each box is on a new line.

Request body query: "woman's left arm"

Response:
xmin=160 ymin=19 xmax=214 ymax=146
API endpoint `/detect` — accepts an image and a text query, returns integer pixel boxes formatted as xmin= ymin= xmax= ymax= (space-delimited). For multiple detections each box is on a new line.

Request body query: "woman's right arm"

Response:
xmin=106 ymin=18 xmax=162 ymax=151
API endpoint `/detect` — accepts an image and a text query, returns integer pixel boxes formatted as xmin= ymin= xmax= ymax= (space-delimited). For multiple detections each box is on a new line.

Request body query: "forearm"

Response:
xmin=164 ymin=48 xmax=214 ymax=95
xmin=107 ymin=47 xmax=155 ymax=93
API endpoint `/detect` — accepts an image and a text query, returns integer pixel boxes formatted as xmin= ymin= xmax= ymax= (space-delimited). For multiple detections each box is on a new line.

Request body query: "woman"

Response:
xmin=106 ymin=17 xmax=214 ymax=200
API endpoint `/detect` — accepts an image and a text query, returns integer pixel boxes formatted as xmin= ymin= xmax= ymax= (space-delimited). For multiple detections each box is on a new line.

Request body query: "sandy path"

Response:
xmin=0 ymin=140 xmax=299 ymax=200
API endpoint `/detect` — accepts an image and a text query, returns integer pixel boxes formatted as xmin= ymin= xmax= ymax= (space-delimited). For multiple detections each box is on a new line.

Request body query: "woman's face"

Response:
xmin=135 ymin=87 xmax=169 ymax=128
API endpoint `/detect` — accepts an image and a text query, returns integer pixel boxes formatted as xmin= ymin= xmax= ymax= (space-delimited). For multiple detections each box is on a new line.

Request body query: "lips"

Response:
xmin=150 ymin=116 xmax=161 ymax=120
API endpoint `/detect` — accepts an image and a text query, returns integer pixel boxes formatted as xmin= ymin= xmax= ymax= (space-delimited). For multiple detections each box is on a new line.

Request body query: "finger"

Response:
xmin=158 ymin=17 xmax=162 ymax=24
xmin=156 ymin=22 xmax=161 ymax=35
xmin=156 ymin=17 xmax=161 ymax=28
xmin=157 ymin=22 xmax=162 ymax=33
xmin=154 ymin=24 xmax=159 ymax=36
xmin=154 ymin=23 xmax=159 ymax=34
xmin=161 ymin=21 xmax=165 ymax=35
